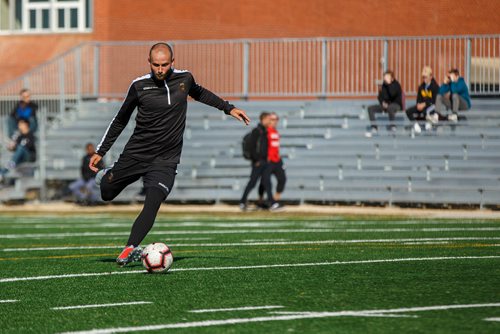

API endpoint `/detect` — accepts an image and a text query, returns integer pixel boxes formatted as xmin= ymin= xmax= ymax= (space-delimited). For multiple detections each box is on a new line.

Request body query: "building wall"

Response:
xmin=1 ymin=0 xmax=500 ymax=85
xmin=94 ymin=0 xmax=500 ymax=41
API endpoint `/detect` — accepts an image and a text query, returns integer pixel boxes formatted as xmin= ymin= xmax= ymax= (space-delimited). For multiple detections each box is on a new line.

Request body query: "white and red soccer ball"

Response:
xmin=141 ymin=242 xmax=173 ymax=273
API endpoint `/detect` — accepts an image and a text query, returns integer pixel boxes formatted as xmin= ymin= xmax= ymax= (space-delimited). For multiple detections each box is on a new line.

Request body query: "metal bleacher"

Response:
xmin=1 ymin=98 xmax=500 ymax=207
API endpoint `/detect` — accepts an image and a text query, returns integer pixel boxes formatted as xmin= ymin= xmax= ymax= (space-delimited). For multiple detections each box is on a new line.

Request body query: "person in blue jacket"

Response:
xmin=8 ymin=89 xmax=38 ymax=138
xmin=433 ymin=68 xmax=471 ymax=123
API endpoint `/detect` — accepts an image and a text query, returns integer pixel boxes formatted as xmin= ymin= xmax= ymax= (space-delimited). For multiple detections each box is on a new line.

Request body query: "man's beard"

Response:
xmin=155 ymin=72 xmax=166 ymax=80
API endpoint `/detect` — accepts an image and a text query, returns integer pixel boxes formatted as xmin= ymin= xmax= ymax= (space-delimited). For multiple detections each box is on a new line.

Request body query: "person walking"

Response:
xmin=258 ymin=112 xmax=286 ymax=211
xmin=239 ymin=112 xmax=274 ymax=211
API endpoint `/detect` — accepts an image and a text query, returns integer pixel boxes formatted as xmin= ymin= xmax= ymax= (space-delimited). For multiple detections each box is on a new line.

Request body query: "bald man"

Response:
xmin=89 ymin=42 xmax=250 ymax=266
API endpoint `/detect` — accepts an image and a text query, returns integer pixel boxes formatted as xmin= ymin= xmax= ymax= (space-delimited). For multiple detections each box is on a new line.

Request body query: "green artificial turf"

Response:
xmin=0 ymin=213 xmax=498 ymax=333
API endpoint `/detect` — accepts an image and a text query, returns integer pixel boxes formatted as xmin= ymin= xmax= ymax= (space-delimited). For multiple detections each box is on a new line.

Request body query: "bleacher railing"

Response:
xmin=0 ymin=35 xmax=499 ymax=122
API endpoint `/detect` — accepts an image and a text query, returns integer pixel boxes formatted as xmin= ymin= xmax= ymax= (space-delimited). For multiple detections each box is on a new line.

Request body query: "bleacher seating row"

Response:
xmin=1 ymin=98 xmax=499 ymax=207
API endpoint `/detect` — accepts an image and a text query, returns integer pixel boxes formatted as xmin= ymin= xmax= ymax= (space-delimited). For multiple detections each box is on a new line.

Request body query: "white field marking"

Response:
xmin=242 ymin=239 xmax=289 ymax=242
xmin=52 ymin=301 xmax=152 ymax=310
xmin=2 ymin=227 xmax=500 ymax=239
xmin=0 ymin=229 xmax=335 ymax=239
xmin=189 ymin=305 xmax=285 ymax=313
xmin=0 ymin=217 xmax=496 ymax=225
xmin=484 ymin=317 xmax=500 ymax=322
xmin=270 ymin=311 xmax=417 ymax=318
xmin=1 ymin=255 xmax=499 ymax=284
xmin=4 ymin=222 xmax=295 ymax=229
xmin=4 ymin=220 xmax=500 ymax=229
xmin=56 ymin=303 xmax=500 ymax=334
xmin=0 ymin=299 xmax=18 ymax=303
xmin=2 ymin=237 xmax=500 ymax=252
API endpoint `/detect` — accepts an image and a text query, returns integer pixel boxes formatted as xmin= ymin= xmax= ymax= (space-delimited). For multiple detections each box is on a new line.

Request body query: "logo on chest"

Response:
xmin=143 ymin=86 xmax=158 ymax=91
xmin=180 ymin=82 xmax=186 ymax=92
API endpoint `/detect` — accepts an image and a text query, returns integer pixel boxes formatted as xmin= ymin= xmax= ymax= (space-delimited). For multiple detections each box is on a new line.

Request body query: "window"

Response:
xmin=0 ymin=0 xmax=92 ymax=33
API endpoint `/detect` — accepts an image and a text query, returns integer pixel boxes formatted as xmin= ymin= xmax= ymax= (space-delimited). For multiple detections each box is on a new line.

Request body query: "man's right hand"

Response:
xmin=417 ymin=103 xmax=426 ymax=111
xmin=89 ymin=153 xmax=103 ymax=172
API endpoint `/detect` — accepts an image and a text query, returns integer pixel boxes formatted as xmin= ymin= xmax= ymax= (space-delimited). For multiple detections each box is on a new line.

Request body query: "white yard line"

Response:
xmin=242 ymin=239 xmax=289 ymax=242
xmin=484 ymin=317 xmax=500 ymax=322
xmin=56 ymin=303 xmax=500 ymax=334
xmin=189 ymin=305 xmax=284 ymax=313
xmin=5 ymin=222 xmax=294 ymax=229
xmin=52 ymin=301 xmax=152 ymax=310
xmin=2 ymin=227 xmax=499 ymax=239
xmin=0 ymin=299 xmax=18 ymax=303
xmin=270 ymin=311 xmax=417 ymax=318
xmin=2 ymin=237 xmax=499 ymax=252
xmin=1 ymin=255 xmax=498 ymax=284
xmin=0 ymin=229 xmax=335 ymax=239
xmin=1 ymin=219 xmax=496 ymax=226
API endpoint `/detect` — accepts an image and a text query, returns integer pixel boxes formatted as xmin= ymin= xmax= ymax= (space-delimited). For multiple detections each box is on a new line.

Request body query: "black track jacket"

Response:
xmin=96 ymin=69 xmax=235 ymax=165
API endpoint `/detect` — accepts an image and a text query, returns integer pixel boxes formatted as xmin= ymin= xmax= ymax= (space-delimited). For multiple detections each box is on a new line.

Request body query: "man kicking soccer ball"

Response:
xmin=89 ymin=42 xmax=250 ymax=266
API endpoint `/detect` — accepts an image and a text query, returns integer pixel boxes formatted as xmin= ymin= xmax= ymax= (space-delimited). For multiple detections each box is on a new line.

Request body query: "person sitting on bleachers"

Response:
xmin=69 ymin=143 xmax=104 ymax=205
xmin=0 ymin=120 xmax=37 ymax=182
xmin=7 ymin=119 xmax=37 ymax=168
xmin=366 ymin=70 xmax=403 ymax=137
xmin=433 ymin=68 xmax=471 ymax=124
xmin=406 ymin=66 xmax=440 ymax=133
xmin=8 ymin=88 xmax=38 ymax=139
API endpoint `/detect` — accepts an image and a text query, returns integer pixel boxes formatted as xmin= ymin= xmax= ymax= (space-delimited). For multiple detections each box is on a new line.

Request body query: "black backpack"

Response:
xmin=242 ymin=131 xmax=253 ymax=160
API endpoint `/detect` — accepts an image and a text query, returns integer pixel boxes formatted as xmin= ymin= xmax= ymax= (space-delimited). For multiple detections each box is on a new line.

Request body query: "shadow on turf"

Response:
xmin=96 ymin=255 xmax=236 ymax=268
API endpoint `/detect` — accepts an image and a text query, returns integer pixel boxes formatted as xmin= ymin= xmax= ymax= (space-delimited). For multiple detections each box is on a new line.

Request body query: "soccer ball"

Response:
xmin=141 ymin=242 xmax=173 ymax=273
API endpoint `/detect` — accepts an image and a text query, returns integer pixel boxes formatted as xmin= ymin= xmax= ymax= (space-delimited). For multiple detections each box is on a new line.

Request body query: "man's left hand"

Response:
xmin=229 ymin=108 xmax=250 ymax=125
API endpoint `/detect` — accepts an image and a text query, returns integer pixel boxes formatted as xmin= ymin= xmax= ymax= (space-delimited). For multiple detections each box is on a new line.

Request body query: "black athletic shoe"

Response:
xmin=269 ymin=202 xmax=285 ymax=212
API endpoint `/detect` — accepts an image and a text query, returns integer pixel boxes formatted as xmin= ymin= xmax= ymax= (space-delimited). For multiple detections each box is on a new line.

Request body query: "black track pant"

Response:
xmin=367 ymin=103 xmax=400 ymax=129
xmin=100 ymin=155 xmax=176 ymax=247
xmin=405 ymin=105 xmax=427 ymax=121
xmin=240 ymin=160 xmax=274 ymax=204
xmin=259 ymin=160 xmax=286 ymax=198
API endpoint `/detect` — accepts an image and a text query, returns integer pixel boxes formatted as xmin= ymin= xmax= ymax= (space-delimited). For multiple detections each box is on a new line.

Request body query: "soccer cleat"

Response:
xmin=116 ymin=245 xmax=143 ymax=266
xmin=95 ymin=168 xmax=111 ymax=186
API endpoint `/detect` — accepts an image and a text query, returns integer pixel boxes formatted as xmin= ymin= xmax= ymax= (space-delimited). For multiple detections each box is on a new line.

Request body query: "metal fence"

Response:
xmin=0 ymin=35 xmax=499 ymax=122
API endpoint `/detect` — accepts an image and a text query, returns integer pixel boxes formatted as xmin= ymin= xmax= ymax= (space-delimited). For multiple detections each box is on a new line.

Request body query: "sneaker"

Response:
xmin=256 ymin=201 xmax=270 ymax=210
xmin=95 ymin=168 xmax=111 ymax=186
xmin=413 ymin=122 xmax=422 ymax=134
xmin=388 ymin=125 xmax=397 ymax=133
xmin=116 ymin=245 xmax=143 ymax=266
xmin=425 ymin=122 xmax=433 ymax=131
xmin=426 ymin=113 xmax=439 ymax=125
xmin=364 ymin=126 xmax=378 ymax=138
xmin=239 ymin=202 xmax=248 ymax=212
xmin=269 ymin=202 xmax=285 ymax=212
xmin=448 ymin=114 xmax=458 ymax=123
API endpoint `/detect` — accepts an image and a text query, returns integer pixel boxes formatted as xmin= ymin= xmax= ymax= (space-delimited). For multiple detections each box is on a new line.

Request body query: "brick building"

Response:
xmin=1 ymin=0 xmax=500 ymax=85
